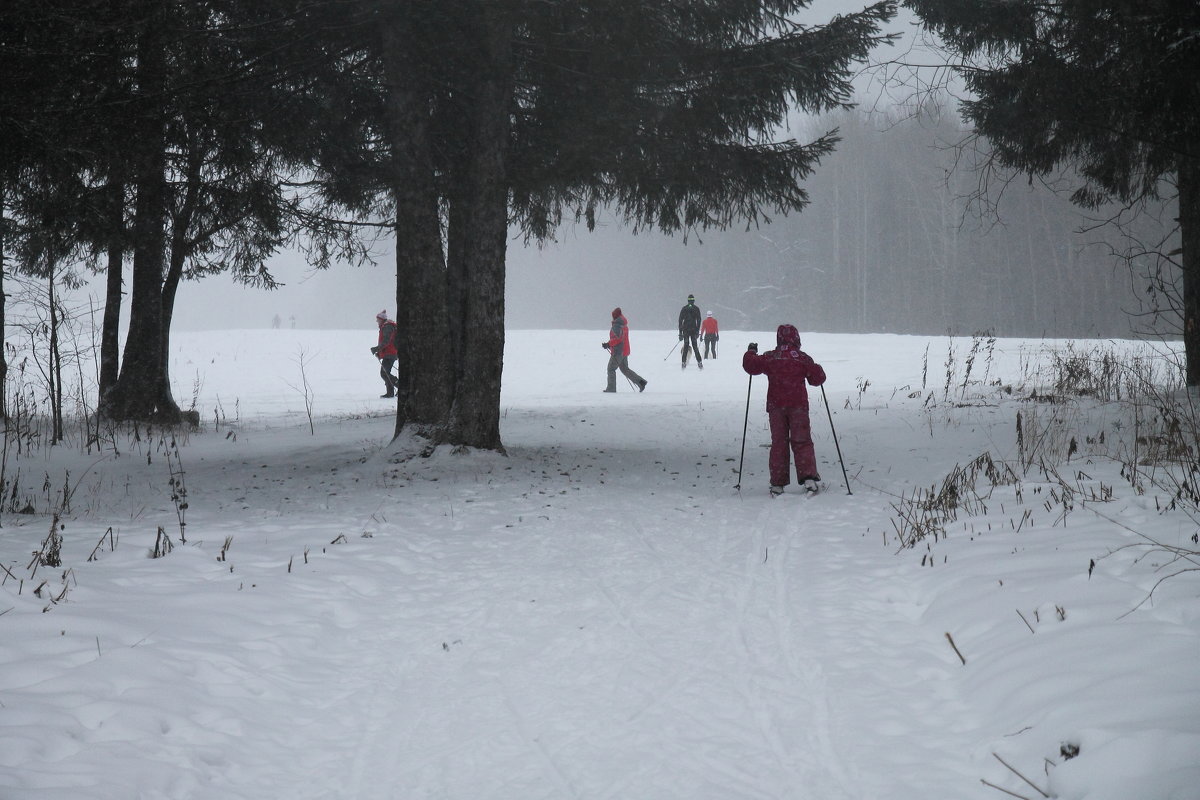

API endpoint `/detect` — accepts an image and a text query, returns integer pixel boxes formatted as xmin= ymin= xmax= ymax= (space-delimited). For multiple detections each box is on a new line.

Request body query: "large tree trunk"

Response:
xmin=98 ymin=0 xmax=127 ymax=407
xmin=99 ymin=179 xmax=124 ymax=404
xmin=155 ymin=242 xmax=187 ymax=421
xmin=379 ymin=11 xmax=454 ymax=440
xmin=153 ymin=143 xmax=207 ymax=422
xmin=100 ymin=1 xmax=178 ymax=424
xmin=445 ymin=195 xmax=468 ymax=397
xmin=1181 ymin=154 xmax=1200 ymax=389
xmin=446 ymin=6 xmax=512 ymax=452
xmin=0 ymin=182 xmax=8 ymax=420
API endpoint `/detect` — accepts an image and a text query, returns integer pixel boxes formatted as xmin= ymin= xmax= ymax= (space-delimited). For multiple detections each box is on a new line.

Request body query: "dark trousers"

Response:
xmin=606 ymin=352 xmax=645 ymax=391
xmin=681 ymin=333 xmax=703 ymax=366
xmin=379 ymin=356 xmax=397 ymax=396
xmin=703 ymin=334 xmax=717 ymax=359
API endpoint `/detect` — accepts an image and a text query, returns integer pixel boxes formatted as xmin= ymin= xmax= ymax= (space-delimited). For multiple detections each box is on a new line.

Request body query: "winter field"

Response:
xmin=0 ymin=327 xmax=1197 ymax=800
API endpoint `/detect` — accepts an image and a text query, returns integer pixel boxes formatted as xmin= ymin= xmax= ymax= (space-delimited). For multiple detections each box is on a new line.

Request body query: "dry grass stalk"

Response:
xmin=944 ymin=632 xmax=966 ymax=665
xmin=28 ymin=514 xmax=64 ymax=575
xmin=992 ymin=752 xmax=1050 ymax=798
xmin=153 ymin=526 xmax=173 ymax=558
xmin=88 ymin=527 xmax=117 ymax=562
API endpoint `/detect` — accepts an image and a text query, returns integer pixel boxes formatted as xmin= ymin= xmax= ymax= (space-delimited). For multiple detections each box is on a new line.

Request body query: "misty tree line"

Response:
xmin=903 ymin=0 xmax=1197 ymax=384
xmin=677 ymin=109 xmax=1176 ymax=339
xmin=2 ymin=0 xmax=897 ymax=451
xmin=659 ymin=0 xmax=1197 ymax=361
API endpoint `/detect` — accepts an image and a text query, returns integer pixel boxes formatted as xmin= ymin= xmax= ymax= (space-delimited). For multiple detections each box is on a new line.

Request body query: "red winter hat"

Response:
xmin=776 ymin=324 xmax=801 ymax=347
xmin=612 ymin=307 xmax=622 ymax=319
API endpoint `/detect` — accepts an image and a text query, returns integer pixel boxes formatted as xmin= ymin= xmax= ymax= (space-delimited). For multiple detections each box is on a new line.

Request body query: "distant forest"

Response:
xmin=612 ymin=109 xmax=1180 ymax=340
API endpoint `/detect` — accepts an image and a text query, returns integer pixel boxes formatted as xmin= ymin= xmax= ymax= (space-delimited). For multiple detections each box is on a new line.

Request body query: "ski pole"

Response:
xmin=820 ymin=384 xmax=851 ymax=495
xmin=663 ymin=340 xmax=680 ymax=360
xmin=735 ymin=374 xmax=752 ymax=490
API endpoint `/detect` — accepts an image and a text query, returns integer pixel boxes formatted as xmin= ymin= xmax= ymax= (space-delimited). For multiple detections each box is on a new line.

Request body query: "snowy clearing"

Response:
xmin=1 ymin=328 xmax=1197 ymax=800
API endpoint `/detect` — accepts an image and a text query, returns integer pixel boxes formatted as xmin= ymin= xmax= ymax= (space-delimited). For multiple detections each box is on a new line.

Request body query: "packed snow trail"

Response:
xmin=172 ymin=411 xmax=983 ymax=800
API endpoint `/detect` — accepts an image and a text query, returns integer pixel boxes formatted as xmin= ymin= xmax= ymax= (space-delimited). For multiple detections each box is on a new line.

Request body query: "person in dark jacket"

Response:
xmin=742 ymin=324 xmax=826 ymax=495
xmin=678 ymin=294 xmax=703 ymax=370
xmin=370 ymin=309 xmax=398 ymax=398
xmin=603 ymin=307 xmax=648 ymax=393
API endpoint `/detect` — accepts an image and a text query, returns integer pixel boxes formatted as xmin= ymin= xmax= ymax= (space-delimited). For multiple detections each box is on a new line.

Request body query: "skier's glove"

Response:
xmin=370 ymin=346 xmax=379 ymax=355
xmin=678 ymin=334 xmax=684 ymax=341
xmin=602 ymin=342 xmax=610 ymax=350
xmin=748 ymin=343 xmax=758 ymax=352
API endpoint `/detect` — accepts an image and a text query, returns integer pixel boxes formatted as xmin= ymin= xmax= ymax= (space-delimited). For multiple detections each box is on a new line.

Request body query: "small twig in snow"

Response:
xmin=945 ymin=632 xmax=966 ymax=665
xmin=980 ymin=778 xmax=1033 ymax=800
xmin=993 ymin=752 xmax=1050 ymax=798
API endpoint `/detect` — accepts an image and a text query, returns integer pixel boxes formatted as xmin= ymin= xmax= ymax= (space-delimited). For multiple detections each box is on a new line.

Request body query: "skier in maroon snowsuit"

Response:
xmin=742 ymin=324 xmax=826 ymax=495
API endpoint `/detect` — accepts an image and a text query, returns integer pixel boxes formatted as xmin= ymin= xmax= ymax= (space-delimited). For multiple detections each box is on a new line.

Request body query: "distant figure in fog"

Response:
xmin=603 ymin=307 xmax=647 ymax=393
xmin=678 ymin=294 xmax=703 ymax=370
xmin=370 ymin=310 xmax=398 ymax=398
xmin=701 ymin=311 xmax=719 ymax=359
xmin=742 ymin=324 xmax=826 ymax=496
xmin=272 ymin=314 xmax=282 ymax=329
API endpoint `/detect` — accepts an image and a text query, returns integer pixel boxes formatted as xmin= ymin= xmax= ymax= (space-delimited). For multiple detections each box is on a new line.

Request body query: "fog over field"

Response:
xmin=154 ymin=109 xmax=1174 ymax=341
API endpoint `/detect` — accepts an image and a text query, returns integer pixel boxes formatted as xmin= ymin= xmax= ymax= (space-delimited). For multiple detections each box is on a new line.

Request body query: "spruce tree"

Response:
xmin=904 ymin=0 xmax=1200 ymax=383
xmin=510 ymin=1 xmax=899 ymax=238
xmin=4 ymin=2 xmax=312 ymax=423
xmin=301 ymin=0 xmax=898 ymax=452
xmin=103 ymin=1 xmax=302 ymax=423
xmin=0 ymin=0 xmax=124 ymax=415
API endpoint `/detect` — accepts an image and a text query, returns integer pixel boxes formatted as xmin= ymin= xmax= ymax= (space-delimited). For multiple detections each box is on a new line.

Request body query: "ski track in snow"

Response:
xmin=187 ymin=435 xmax=971 ymax=800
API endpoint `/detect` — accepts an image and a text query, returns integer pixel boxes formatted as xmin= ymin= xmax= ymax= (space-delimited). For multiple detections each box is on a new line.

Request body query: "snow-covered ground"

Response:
xmin=1 ymin=328 xmax=1197 ymax=800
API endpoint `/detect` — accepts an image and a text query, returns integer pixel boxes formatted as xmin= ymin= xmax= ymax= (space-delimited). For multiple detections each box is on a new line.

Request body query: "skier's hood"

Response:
xmin=777 ymin=324 xmax=801 ymax=348
xmin=612 ymin=307 xmax=622 ymax=319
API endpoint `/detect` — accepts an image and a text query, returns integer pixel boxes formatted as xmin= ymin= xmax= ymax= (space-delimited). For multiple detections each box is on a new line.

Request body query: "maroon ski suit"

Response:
xmin=742 ymin=324 xmax=826 ymax=487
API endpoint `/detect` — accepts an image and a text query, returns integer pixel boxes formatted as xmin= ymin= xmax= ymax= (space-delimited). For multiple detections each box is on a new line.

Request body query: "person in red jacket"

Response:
xmin=370 ymin=309 xmax=399 ymax=398
xmin=602 ymin=307 xmax=648 ymax=393
xmin=701 ymin=311 xmax=720 ymax=359
xmin=742 ymin=324 xmax=826 ymax=495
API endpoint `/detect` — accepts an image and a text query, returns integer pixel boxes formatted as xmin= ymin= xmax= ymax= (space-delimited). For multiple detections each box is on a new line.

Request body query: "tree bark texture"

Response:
xmin=379 ymin=13 xmax=454 ymax=441
xmin=48 ymin=276 xmax=64 ymax=442
xmin=153 ymin=145 xmax=208 ymax=421
xmin=0 ymin=183 xmax=8 ymax=420
xmin=445 ymin=6 xmax=513 ymax=452
xmin=99 ymin=179 xmax=124 ymax=404
xmin=100 ymin=1 xmax=177 ymax=424
xmin=445 ymin=196 xmax=468 ymax=397
xmin=155 ymin=233 xmax=189 ymax=421
xmin=1180 ymin=154 xmax=1200 ymax=387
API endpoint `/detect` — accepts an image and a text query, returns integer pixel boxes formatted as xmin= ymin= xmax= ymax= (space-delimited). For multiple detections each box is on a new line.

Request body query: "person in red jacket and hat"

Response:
xmin=742 ymin=324 xmax=826 ymax=495
xmin=370 ymin=309 xmax=398 ymax=398
xmin=603 ymin=307 xmax=648 ymax=393
xmin=701 ymin=310 xmax=720 ymax=359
